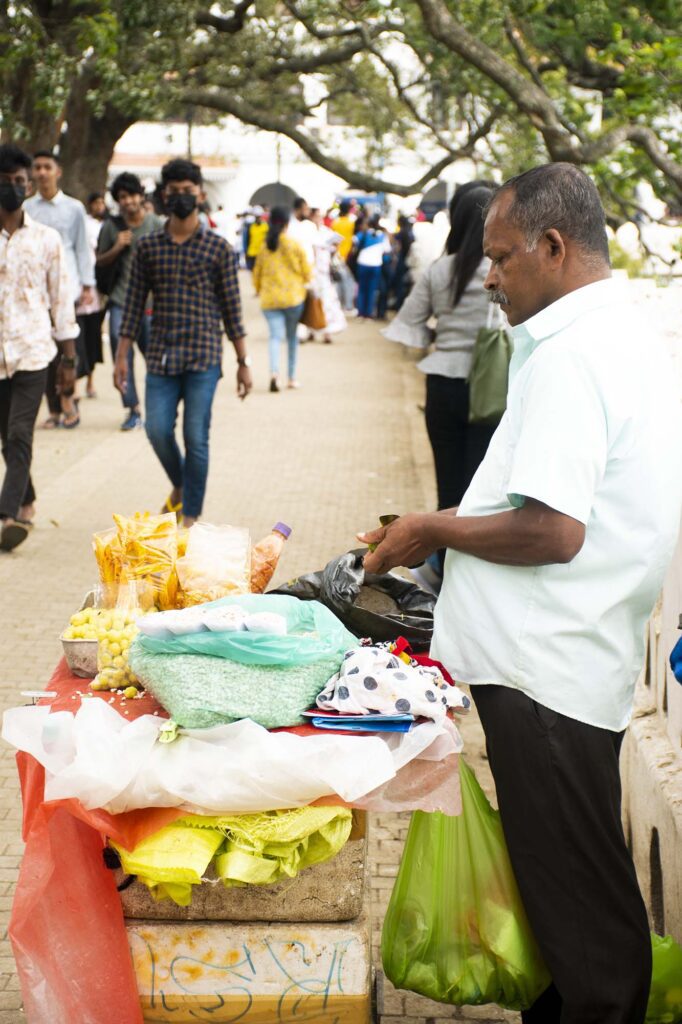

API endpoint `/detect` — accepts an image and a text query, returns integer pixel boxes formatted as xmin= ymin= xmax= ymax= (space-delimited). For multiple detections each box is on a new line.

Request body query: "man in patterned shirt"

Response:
xmin=0 ymin=143 xmax=79 ymax=551
xmin=115 ymin=158 xmax=252 ymax=526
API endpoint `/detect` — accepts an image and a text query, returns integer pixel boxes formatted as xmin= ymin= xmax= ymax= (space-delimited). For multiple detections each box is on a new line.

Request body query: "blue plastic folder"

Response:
xmin=310 ymin=717 xmax=413 ymax=733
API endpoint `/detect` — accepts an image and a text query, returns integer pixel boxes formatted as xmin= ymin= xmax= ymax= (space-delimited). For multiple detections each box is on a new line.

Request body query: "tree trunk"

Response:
xmin=58 ymin=76 xmax=133 ymax=201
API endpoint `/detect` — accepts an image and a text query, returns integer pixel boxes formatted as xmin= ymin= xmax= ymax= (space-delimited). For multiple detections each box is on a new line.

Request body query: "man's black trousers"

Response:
xmin=0 ymin=368 xmax=48 ymax=520
xmin=472 ymin=684 xmax=651 ymax=1024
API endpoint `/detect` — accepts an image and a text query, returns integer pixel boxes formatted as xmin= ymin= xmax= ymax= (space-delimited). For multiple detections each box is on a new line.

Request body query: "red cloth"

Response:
xmin=11 ymin=662 xmax=178 ymax=1023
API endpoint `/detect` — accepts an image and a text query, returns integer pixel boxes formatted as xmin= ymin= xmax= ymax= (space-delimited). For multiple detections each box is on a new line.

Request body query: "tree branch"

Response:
xmin=580 ymin=125 xmax=682 ymax=194
xmin=183 ymin=87 xmax=484 ymax=195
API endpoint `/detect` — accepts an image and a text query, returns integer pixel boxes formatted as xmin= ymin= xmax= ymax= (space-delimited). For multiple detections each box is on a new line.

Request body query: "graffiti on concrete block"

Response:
xmin=130 ymin=927 xmax=368 ymax=1022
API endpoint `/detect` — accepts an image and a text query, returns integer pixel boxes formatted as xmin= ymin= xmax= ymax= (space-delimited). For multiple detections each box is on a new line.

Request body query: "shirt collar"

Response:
xmin=511 ymin=277 xmax=619 ymax=345
xmin=1 ymin=210 xmax=34 ymax=239
xmin=508 ymin=277 xmax=621 ymax=388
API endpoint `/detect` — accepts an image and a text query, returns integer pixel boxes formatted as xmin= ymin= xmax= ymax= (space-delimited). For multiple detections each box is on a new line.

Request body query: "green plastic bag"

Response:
xmin=468 ymin=308 xmax=511 ymax=425
xmin=135 ymin=594 xmax=357 ymax=665
xmin=382 ymin=760 xmax=550 ymax=1010
xmin=647 ymin=933 xmax=682 ymax=1024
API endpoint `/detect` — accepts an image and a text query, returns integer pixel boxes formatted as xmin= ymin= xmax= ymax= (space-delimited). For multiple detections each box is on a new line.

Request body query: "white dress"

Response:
xmin=312 ymin=228 xmax=347 ymax=335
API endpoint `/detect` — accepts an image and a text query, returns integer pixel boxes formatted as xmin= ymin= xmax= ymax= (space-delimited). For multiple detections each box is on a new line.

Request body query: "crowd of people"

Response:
xmin=3 ymin=131 xmax=680 ymax=1024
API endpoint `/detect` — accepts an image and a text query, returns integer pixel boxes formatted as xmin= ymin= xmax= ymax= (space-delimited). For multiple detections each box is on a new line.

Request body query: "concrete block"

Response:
xmin=119 ymin=813 xmax=366 ymax=924
xmin=127 ymin=913 xmax=372 ymax=1023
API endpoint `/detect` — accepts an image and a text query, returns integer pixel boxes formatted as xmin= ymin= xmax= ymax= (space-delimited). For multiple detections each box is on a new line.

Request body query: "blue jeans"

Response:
xmin=109 ymin=303 xmax=150 ymax=411
xmin=263 ymin=304 xmax=304 ymax=380
xmin=356 ymin=265 xmax=382 ymax=317
xmin=145 ymin=366 xmax=221 ymax=518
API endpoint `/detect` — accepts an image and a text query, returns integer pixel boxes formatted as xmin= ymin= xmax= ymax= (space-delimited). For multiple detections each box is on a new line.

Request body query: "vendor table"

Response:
xmin=10 ymin=660 xmax=372 ymax=1024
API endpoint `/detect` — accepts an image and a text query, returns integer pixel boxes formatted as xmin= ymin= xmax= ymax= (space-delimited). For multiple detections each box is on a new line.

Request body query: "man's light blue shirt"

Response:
xmin=431 ymin=278 xmax=682 ymax=731
xmin=24 ymin=190 xmax=95 ymax=302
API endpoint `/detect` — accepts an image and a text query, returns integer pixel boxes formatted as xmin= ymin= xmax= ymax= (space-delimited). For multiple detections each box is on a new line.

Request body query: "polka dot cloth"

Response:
xmin=317 ymin=646 xmax=469 ymax=722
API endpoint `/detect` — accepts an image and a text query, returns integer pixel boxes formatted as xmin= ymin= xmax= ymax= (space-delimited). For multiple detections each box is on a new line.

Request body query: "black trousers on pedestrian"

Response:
xmin=424 ymin=374 xmax=496 ymax=512
xmin=0 ymin=368 xmax=48 ymax=519
xmin=472 ymin=685 xmax=651 ymax=1024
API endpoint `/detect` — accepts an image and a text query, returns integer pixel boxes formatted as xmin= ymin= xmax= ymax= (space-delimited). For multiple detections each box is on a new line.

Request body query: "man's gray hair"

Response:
xmin=487 ymin=163 xmax=610 ymax=263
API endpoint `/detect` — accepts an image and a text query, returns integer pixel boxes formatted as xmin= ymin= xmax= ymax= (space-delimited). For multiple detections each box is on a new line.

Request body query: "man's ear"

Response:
xmin=542 ymin=228 xmax=566 ymax=266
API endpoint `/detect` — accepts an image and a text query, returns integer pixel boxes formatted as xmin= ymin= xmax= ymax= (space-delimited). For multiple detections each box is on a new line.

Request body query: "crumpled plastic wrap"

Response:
xmin=3 ymin=700 xmax=462 ymax=815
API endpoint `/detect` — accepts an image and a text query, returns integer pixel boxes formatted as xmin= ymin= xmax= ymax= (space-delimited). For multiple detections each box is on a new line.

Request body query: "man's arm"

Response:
xmin=360 ymin=499 xmax=586 ymax=575
xmin=45 ymin=233 xmax=80 ymax=394
xmin=73 ymin=201 xmax=95 ymax=294
xmin=214 ymin=245 xmax=252 ymax=399
xmin=114 ymin=246 xmax=150 ymax=394
xmin=214 ymin=245 xmax=246 ymax=341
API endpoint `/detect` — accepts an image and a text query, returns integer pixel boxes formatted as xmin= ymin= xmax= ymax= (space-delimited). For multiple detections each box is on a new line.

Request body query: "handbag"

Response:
xmin=94 ymin=216 xmax=126 ymax=297
xmin=468 ymin=303 xmax=512 ymax=425
xmin=300 ymin=290 xmax=327 ymax=330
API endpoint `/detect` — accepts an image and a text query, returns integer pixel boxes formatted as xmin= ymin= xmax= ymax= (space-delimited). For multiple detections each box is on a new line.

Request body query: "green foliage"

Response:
xmin=608 ymin=237 xmax=645 ymax=278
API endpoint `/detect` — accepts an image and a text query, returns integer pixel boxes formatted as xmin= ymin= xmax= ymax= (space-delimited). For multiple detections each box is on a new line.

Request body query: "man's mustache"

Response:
xmin=489 ymin=289 xmax=510 ymax=305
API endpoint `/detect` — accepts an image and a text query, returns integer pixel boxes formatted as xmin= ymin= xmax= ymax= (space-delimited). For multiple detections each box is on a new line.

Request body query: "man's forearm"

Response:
xmin=231 ymin=336 xmax=247 ymax=361
xmin=422 ymin=502 xmax=584 ymax=566
xmin=57 ymin=338 xmax=76 ymax=359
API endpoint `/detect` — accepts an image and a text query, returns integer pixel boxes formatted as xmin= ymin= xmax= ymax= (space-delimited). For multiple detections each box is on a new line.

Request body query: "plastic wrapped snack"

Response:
xmin=176 ymin=523 xmax=251 ymax=606
xmin=93 ymin=582 xmax=146 ymax=692
xmin=92 ymin=527 xmax=124 ymax=585
xmin=113 ymin=512 xmax=179 ymax=610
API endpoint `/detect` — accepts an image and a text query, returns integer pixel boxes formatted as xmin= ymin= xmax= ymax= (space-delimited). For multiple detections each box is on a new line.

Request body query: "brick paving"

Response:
xmin=0 ymin=272 xmax=574 ymax=1024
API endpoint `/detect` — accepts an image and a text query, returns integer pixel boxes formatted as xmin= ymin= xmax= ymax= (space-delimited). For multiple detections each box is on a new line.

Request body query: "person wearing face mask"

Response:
xmin=114 ymin=159 xmax=251 ymax=527
xmin=0 ymin=143 xmax=79 ymax=551
xmin=96 ymin=172 xmax=164 ymax=430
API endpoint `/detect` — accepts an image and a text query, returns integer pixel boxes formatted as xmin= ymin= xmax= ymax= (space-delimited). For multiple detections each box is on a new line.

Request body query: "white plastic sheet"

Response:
xmin=3 ymin=702 xmax=462 ymax=815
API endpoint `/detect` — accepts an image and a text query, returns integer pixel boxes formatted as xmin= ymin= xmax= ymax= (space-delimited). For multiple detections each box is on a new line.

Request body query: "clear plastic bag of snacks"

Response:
xmin=176 ymin=523 xmax=251 ymax=607
xmin=112 ymin=512 xmax=179 ymax=610
xmin=92 ymin=581 xmax=150 ymax=692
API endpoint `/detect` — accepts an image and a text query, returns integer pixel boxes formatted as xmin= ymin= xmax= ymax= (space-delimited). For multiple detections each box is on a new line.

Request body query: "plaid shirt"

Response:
xmin=119 ymin=225 xmax=245 ymax=374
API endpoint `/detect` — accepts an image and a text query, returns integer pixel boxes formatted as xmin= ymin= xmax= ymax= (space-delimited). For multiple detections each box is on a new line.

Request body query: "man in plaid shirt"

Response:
xmin=115 ymin=158 xmax=252 ymax=525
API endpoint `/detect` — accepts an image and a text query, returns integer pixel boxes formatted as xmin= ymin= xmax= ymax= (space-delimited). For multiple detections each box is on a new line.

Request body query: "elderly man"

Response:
xmin=361 ymin=163 xmax=682 ymax=1024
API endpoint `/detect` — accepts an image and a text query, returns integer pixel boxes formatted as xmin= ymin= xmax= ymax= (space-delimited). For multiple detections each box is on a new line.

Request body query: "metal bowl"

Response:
xmin=61 ymin=590 xmax=98 ymax=678
xmin=60 ymin=635 xmax=98 ymax=678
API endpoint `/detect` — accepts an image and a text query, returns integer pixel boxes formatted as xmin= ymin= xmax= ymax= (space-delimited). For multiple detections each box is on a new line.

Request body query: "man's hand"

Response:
xmin=237 ymin=365 xmax=252 ymax=400
xmin=358 ymin=513 xmax=436 ymax=575
xmin=78 ymin=285 xmax=94 ymax=306
xmin=113 ymin=337 xmax=132 ymax=395
xmin=56 ymin=362 xmax=76 ymax=398
xmin=116 ymin=230 xmax=133 ymax=250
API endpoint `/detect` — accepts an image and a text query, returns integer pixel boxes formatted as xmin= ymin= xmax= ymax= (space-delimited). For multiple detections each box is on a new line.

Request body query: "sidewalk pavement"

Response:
xmin=0 ymin=276 xmax=508 ymax=1023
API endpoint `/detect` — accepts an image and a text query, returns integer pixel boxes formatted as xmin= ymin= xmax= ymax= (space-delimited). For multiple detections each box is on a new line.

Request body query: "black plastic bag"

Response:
xmin=273 ymin=551 xmax=436 ymax=650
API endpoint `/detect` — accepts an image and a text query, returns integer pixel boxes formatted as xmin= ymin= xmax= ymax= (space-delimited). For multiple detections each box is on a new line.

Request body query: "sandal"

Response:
xmin=0 ymin=519 xmax=30 ymax=552
xmin=41 ymin=416 xmax=61 ymax=430
xmin=163 ymin=495 xmax=183 ymax=521
xmin=62 ymin=414 xmax=80 ymax=429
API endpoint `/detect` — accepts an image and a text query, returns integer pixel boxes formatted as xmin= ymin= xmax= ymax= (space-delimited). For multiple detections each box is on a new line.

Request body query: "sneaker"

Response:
xmin=121 ymin=410 xmax=142 ymax=431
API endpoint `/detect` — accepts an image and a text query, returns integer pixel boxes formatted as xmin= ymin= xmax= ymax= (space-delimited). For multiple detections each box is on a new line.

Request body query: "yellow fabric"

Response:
xmin=109 ymin=806 xmax=352 ymax=906
xmin=246 ymin=221 xmax=268 ymax=257
xmin=110 ymin=824 xmax=224 ymax=906
xmin=253 ymin=235 xmax=312 ymax=310
xmin=331 ymin=216 xmax=355 ymax=260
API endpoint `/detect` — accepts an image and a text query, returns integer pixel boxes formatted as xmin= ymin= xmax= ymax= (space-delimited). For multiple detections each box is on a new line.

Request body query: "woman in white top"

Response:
xmin=384 ymin=182 xmax=498 ymax=578
xmin=308 ymin=208 xmax=347 ymax=343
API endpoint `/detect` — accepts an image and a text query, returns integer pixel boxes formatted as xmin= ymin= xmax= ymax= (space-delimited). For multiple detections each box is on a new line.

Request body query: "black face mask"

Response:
xmin=166 ymin=193 xmax=197 ymax=219
xmin=0 ymin=182 xmax=26 ymax=213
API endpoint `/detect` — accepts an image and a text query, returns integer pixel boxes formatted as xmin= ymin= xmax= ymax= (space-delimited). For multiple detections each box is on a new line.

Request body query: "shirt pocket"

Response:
xmin=186 ymin=259 xmax=212 ymax=293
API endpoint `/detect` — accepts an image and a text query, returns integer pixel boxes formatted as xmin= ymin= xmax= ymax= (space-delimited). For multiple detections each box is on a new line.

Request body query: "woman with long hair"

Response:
xmin=384 ymin=181 xmax=499 ymax=587
xmin=253 ymin=206 xmax=312 ymax=391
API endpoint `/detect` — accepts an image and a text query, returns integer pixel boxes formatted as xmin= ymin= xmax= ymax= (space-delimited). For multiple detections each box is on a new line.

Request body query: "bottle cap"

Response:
xmin=273 ymin=522 xmax=292 ymax=539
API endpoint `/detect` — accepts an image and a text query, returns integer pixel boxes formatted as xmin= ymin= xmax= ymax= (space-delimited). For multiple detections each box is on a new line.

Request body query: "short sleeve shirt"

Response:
xmin=431 ymin=278 xmax=682 ymax=731
xmin=98 ymin=213 xmax=164 ymax=307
